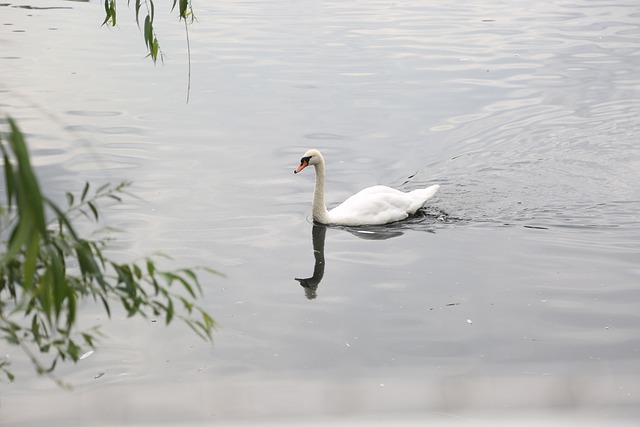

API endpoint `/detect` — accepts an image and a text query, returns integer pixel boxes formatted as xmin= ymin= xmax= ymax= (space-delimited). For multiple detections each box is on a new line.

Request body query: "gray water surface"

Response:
xmin=1 ymin=0 xmax=639 ymax=425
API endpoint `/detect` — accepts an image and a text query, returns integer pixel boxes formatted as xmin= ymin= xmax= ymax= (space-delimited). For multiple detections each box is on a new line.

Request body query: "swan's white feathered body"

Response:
xmin=294 ymin=149 xmax=439 ymax=226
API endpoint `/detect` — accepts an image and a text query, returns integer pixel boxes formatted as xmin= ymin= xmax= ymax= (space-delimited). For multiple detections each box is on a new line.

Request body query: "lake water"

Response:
xmin=1 ymin=0 xmax=639 ymax=425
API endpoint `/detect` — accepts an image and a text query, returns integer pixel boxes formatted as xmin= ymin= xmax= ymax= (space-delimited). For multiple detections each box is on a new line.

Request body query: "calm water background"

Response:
xmin=1 ymin=0 xmax=639 ymax=425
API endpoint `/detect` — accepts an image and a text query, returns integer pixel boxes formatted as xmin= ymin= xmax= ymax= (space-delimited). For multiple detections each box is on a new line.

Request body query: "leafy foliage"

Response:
xmin=0 ymin=118 xmax=216 ymax=385
xmin=102 ymin=0 xmax=117 ymax=27
xmin=102 ymin=0 xmax=195 ymax=64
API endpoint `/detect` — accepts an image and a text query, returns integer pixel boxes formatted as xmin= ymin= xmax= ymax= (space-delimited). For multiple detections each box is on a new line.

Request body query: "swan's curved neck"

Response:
xmin=312 ymin=161 xmax=330 ymax=224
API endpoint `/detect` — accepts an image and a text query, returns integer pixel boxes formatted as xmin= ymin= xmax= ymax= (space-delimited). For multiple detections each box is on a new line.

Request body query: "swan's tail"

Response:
xmin=408 ymin=184 xmax=439 ymax=213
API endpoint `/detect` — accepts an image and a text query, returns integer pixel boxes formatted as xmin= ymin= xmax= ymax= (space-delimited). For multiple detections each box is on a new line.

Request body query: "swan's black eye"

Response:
xmin=300 ymin=156 xmax=311 ymax=165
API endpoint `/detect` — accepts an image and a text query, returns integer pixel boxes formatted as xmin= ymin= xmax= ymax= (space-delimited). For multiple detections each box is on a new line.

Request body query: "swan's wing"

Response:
xmin=327 ymin=185 xmax=439 ymax=226
xmin=328 ymin=186 xmax=414 ymax=226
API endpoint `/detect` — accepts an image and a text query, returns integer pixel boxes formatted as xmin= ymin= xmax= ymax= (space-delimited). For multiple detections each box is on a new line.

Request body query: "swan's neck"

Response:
xmin=312 ymin=161 xmax=330 ymax=224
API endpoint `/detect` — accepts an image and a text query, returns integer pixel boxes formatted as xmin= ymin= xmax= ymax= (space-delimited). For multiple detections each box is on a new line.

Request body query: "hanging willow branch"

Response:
xmin=172 ymin=0 xmax=196 ymax=103
xmin=102 ymin=0 xmax=196 ymax=101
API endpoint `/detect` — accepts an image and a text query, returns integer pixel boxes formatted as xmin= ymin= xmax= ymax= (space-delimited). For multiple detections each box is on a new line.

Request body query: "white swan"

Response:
xmin=294 ymin=149 xmax=439 ymax=226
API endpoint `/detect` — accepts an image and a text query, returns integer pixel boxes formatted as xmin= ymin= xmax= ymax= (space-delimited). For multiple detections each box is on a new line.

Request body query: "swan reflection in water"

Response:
xmin=294 ymin=223 xmax=409 ymax=300
xmin=295 ymin=225 xmax=326 ymax=300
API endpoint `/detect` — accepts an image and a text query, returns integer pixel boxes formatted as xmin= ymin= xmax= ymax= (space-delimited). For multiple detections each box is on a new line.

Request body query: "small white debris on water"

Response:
xmin=467 ymin=319 xmax=473 ymax=324
xmin=80 ymin=350 xmax=94 ymax=360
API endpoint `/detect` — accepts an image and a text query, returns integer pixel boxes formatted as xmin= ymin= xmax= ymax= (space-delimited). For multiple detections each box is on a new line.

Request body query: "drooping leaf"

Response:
xmin=2 ymin=149 xmax=15 ymax=209
xmin=134 ymin=0 xmax=142 ymax=27
xmin=80 ymin=182 xmax=90 ymax=202
xmin=165 ymin=298 xmax=174 ymax=325
xmin=87 ymin=201 xmax=99 ymax=221
xmin=96 ymin=182 xmax=110 ymax=194
xmin=22 ymin=232 xmax=39 ymax=291
xmin=101 ymin=0 xmax=116 ymax=27
xmin=43 ymin=198 xmax=80 ymax=241
xmin=7 ymin=118 xmax=47 ymax=238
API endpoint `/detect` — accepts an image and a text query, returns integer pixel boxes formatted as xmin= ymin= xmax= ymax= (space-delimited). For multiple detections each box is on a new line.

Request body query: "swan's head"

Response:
xmin=294 ymin=149 xmax=323 ymax=174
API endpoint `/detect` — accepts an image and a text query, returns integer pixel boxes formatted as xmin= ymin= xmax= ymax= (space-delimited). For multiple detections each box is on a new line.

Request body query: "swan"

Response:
xmin=294 ymin=149 xmax=439 ymax=226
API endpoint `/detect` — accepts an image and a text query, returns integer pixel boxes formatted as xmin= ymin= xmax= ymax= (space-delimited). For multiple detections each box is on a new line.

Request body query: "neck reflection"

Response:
xmin=295 ymin=224 xmax=326 ymax=300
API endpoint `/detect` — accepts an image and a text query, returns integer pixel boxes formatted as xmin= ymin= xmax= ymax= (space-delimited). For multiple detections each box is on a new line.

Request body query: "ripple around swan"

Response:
xmin=417 ymin=48 xmax=640 ymax=230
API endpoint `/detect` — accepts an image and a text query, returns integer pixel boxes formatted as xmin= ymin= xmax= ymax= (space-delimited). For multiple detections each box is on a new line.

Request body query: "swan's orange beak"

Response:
xmin=294 ymin=158 xmax=309 ymax=174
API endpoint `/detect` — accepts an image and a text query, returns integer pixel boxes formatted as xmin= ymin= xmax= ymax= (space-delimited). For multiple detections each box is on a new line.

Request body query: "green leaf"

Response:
xmin=146 ymin=259 xmax=155 ymax=276
xmin=165 ymin=298 xmax=174 ymax=325
xmin=144 ymin=15 xmax=152 ymax=48
xmin=179 ymin=296 xmax=193 ymax=313
xmin=133 ymin=264 xmax=142 ymax=280
xmin=47 ymin=246 xmax=69 ymax=324
xmin=134 ymin=0 xmax=142 ymax=27
xmin=5 ymin=214 xmax=32 ymax=261
xmin=178 ymin=272 xmax=197 ymax=298
xmin=96 ymin=182 xmax=110 ymax=194
xmin=65 ymin=287 xmax=77 ymax=331
xmin=151 ymin=39 xmax=159 ymax=62
xmin=99 ymin=294 xmax=111 ymax=318
xmin=7 ymin=118 xmax=47 ymax=238
xmin=81 ymin=332 xmax=95 ymax=347
xmin=101 ymin=0 xmax=116 ymax=27
xmin=80 ymin=182 xmax=90 ymax=202
xmin=31 ymin=314 xmax=41 ymax=342
xmin=43 ymin=198 xmax=80 ymax=241
xmin=23 ymin=232 xmax=39 ymax=291
xmin=87 ymin=201 xmax=99 ymax=221
xmin=76 ymin=240 xmax=99 ymax=279
xmin=2 ymin=149 xmax=15 ymax=209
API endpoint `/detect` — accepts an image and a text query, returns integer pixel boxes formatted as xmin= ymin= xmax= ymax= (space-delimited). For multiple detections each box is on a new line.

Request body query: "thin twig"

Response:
xmin=185 ymin=18 xmax=191 ymax=104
